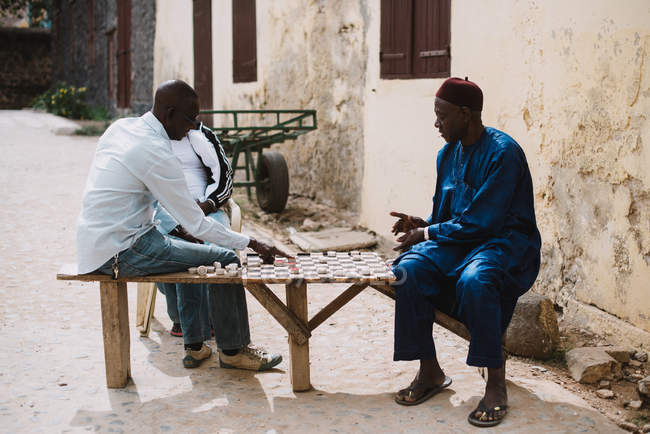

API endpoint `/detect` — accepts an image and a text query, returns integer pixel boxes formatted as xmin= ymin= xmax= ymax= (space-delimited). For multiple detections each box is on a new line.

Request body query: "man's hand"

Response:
xmin=169 ymin=225 xmax=204 ymax=244
xmin=196 ymin=199 xmax=216 ymax=216
xmin=390 ymin=211 xmax=428 ymax=235
xmin=393 ymin=227 xmax=425 ymax=253
xmin=248 ymin=238 xmax=294 ymax=264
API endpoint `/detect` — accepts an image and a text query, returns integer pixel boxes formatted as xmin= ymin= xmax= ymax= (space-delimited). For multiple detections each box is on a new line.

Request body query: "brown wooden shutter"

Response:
xmin=193 ymin=0 xmax=213 ymax=123
xmin=380 ymin=0 xmax=412 ymax=78
xmin=116 ymin=0 xmax=131 ymax=108
xmin=88 ymin=0 xmax=95 ymax=66
xmin=232 ymin=0 xmax=257 ymax=83
xmin=412 ymin=0 xmax=450 ymax=77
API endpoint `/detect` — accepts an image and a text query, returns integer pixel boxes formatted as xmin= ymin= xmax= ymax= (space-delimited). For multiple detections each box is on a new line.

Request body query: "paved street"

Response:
xmin=0 ymin=110 xmax=623 ymax=433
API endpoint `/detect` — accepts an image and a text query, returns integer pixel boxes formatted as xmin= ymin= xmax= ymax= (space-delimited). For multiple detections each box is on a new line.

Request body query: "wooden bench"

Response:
xmin=56 ymin=265 xmax=471 ymax=390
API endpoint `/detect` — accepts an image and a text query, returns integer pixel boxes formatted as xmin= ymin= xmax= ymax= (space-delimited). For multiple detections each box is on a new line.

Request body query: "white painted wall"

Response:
xmin=361 ymin=0 xmax=650 ymax=333
xmin=360 ymin=0 xmax=444 ymax=241
xmin=152 ymin=0 xmax=650 ymax=334
xmin=153 ymin=0 xmax=194 ymax=91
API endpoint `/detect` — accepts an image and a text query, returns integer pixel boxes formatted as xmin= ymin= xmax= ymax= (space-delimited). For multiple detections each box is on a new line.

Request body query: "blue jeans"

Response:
xmin=95 ymin=224 xmax=250 ymax=350
xmin=156 ymin=210 xmax=232 ymax=343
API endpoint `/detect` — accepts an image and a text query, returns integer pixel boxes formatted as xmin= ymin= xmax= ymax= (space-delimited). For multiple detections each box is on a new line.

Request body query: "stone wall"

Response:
xmin=51 ymin=0 xmax=155 ymax=115
xmin=131 ymin=0 xmax=156 ymax=114
xmin=0 ymin=27 xmax=52 ymax=109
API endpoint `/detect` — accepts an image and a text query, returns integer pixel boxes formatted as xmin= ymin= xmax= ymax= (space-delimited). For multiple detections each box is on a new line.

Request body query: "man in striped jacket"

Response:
xmin=154 ymin=123 xmax=238 ymax=349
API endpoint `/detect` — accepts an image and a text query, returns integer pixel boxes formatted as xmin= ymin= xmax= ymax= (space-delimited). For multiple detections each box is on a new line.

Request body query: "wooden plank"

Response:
xmin=135 ymin=282 xmax=149 ymax=330
xmin=369 ymin=282 xmax=396 ymax=300
xmin=57 ymin=264 xmax=241 ymax=284
xmin=58 ymin=264 xmax=396 ymax=285
xmin=99 ymin=281 xmax=131 ymax=388
xmin=244 ymin=283 xmax=310 ymax=345
xmin=286 ymin=280 xmax=311 ymax=392
xmin=370 ymin=283 xmax=471 ymax=342
xmin=307 ymin=283 xmax=368 ymax=331
xmin=136 ymin=282 xmax=157 ymax=337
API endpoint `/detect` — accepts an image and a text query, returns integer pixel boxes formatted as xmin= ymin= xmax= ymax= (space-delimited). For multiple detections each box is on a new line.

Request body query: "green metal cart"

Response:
xmin=200 ymin=109 xmax=317 ymax=213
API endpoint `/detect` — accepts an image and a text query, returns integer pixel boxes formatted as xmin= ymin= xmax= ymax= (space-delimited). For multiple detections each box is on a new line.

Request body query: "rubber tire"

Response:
xmin=256 ymin=151 xmax=289 ymax=213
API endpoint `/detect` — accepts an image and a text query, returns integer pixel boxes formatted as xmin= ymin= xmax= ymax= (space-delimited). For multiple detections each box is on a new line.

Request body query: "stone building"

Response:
xmin=155 ymin=0 xmax=650 ymax=348
xmin=0 ymin=26 xmax=52 ymax=109
xmin=50 ymin=0 xmax=155 ymax=115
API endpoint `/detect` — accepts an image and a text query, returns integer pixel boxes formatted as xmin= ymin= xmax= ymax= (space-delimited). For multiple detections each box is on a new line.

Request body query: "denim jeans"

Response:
xmin=95 ymin=224 xmax=250 ymax=350
xmin=156 ymin=210 xmax=232 ymax=343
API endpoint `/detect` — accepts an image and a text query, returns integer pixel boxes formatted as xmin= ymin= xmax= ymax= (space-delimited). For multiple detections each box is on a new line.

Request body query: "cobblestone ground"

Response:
xmin=0 ymin=111 xmax=623 ymax=433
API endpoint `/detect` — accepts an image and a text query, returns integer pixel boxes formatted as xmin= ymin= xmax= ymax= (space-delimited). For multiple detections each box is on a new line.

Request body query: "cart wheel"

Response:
xmin=256 ymin=151 xmax=289 ymax=213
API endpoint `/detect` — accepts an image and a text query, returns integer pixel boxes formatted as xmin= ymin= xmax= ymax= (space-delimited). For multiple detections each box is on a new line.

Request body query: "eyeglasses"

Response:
xmin=177 ymin=109 xmax=200 ymax=128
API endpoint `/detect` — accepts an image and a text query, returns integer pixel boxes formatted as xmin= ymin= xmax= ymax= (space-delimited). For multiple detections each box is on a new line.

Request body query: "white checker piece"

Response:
xmin=240 ymin=252 xmax=396 ymax=283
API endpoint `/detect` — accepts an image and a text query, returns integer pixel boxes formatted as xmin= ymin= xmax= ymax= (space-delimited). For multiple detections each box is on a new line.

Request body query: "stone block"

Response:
xmin=289 ymin=228 xmax=376 ymax=252
xmin=638 ymin=376 xmax=650 ymax=404
xmin=624 ymin=400 xmax=643 ymax=410
xmin=603 ymin=346 xmax=632 ymax=364
xmin=596 ymin=389 xmax=615 ymax=399
xmin=503 ymin=292 xmax=560 ymax=359
xmin=566 ymin=347 xmax=621 ymax=384
xmin=634 ymin=351 xmax=649 ymax=362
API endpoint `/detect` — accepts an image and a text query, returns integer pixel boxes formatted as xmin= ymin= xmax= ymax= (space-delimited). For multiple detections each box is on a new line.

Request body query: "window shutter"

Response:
xmin=232 ymin=0 xmax=257 ymax=83
xmin=380 ymin=0 xmax=413 ymax=78
xmin=193 ymin=0 xmax=213 ymax=119
xmin=412 ymin=0 xmax=450 ymax=77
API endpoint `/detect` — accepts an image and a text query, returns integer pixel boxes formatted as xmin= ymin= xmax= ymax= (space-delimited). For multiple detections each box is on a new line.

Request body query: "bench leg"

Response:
xmin=99 ymin=281 xmax=131 ymax=388
xmin=285 ymin=280 xmax=311 ymax=392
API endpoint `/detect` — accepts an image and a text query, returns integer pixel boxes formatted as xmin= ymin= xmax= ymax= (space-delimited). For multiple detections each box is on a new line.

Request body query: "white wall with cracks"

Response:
xmin=154 ymin=0 xmax=650 ymax=336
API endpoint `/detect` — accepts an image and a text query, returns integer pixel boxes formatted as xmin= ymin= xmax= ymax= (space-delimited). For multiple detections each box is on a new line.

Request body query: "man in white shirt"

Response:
xmin=77 ymin=80 xmax=288 ymax=370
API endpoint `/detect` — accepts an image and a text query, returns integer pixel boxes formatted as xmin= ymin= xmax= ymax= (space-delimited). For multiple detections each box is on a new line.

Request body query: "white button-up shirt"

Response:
xmin=76 ymin=111 xmax=250 ymax=274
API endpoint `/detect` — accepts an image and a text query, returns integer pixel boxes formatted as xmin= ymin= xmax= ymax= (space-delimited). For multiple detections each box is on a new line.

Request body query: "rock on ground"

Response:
xmin=566 ymin=347 xmax=621 ymax=383
xmin=504 ymin=292 xmax=560 ymax=359
xmin=638 ymin=376 xmax=650 ymax=404
xmin=634 ymin=351 xmax=648 ymax=362
xmin=596 ymin=389 xmax=615 ymax=399
xmin=624 ymin=400 xmax=643 ymax=410
xmin=604 ymin=346 xmax=632 ymax=364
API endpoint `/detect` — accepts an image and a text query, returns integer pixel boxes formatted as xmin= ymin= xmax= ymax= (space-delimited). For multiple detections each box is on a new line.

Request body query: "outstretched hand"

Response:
xmin=393 ymin=227 xmax=425 ymax=253
xmin=390 ymin=211 xmax=428 ymax=235
xmin=248 ymin=238 xmax=294 ymax=264
xmin=196 ymin=199 xmax=216 ymax=216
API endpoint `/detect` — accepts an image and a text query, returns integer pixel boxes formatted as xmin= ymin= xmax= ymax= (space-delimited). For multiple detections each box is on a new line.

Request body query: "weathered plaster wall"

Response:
xmin=211 ymin=0 xmax=369 ymax=210
xmin=153 ymin=0 xmax=193 ymax=90
xmin=360 ymin=0 xmax=445 ymax=240
xmin=362 ymin=0 xmax=650 ymax=334
xmin=153 ymin=0 xmax=649 ymax=335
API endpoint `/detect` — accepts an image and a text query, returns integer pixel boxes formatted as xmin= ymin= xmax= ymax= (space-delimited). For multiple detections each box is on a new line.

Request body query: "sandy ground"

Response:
xmin=0 ymin=110 xmax=625 ymax=433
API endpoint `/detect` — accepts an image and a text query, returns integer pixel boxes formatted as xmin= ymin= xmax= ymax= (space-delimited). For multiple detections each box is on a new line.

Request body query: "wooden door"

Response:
xmin=117 ymin=0 xmax=131 ymax=108
xmin=193 ymin=0 xmax=213 ymax=125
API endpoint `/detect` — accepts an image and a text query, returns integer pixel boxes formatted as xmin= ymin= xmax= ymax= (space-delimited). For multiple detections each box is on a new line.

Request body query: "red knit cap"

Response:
xmin=435 ymin=77 xmax=483 ymax=111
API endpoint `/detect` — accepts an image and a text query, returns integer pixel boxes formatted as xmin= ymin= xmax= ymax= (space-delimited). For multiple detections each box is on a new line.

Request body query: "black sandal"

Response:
xmin=394 ymin=376 xmax=452 ymax=406
xmin=467 ymin=400 xmax=508 ymax=427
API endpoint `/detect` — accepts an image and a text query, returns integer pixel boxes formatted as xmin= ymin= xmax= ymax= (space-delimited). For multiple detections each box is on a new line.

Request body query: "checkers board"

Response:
xmin=241 ymin=251 xmax=396 ymax=284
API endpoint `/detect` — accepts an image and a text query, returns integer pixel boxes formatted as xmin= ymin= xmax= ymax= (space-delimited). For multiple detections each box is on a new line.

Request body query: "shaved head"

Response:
xmin=152 ymin=80 xmax=200 ymax=140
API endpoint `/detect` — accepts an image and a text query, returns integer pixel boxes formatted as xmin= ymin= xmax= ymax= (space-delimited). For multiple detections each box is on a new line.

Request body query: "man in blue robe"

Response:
xmin=389 ymin=77 xmax=541 ymax=427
